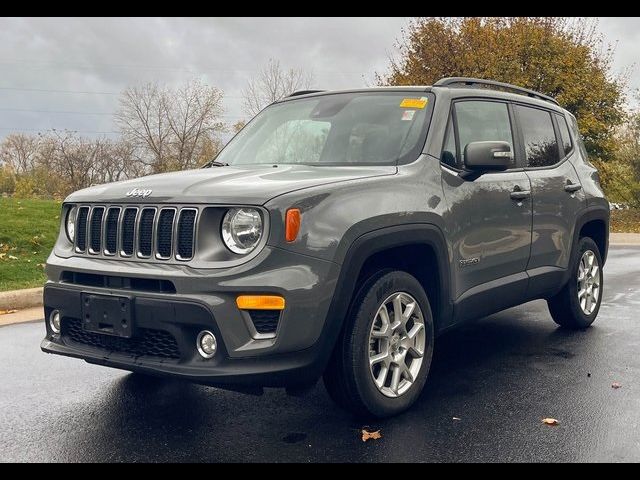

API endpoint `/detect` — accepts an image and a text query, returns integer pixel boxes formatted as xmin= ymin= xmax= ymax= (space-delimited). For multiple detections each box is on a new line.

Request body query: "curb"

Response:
xmin=610 ymin=233 xmax=640 ymax=246
xmin=0 ymin=307 xmax=43 ymax=327
xmin=0 ymin=287 xmax=43 ymax=310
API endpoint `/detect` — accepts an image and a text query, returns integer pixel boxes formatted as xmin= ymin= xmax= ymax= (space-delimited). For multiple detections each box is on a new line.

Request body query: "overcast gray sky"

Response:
xmin=0 ymin=17 xmax=638 ymax=140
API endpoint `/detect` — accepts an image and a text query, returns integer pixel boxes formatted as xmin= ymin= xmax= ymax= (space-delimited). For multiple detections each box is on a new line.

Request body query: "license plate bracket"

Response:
xmin=81 ymin=293 xmax=135 ymax=338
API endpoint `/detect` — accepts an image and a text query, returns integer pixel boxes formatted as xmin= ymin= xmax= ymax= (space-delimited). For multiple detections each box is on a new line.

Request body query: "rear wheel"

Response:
xmin=323 ymin=270 xmax=434 ymax=418
xmin=547 ymin=237 xmax=603 ymax=329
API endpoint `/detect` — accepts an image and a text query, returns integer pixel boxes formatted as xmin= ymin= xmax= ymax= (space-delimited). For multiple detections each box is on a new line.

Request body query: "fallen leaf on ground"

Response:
xmin=542 ymin=418 xmax=559 ymax=426
xmin=612 ymin=382 xmax=622 ymax=389
xmin=361 ymin=429 xmax=382 ymax=442
xmin=0 ymin=309 xmax=18 ymax=315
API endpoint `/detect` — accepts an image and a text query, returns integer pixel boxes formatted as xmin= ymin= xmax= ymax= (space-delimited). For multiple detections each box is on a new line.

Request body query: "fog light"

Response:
xmin=197 ymin=330 xmax=217 ymax=359
xmin=49 ymin=310 xmax=61 ymax=334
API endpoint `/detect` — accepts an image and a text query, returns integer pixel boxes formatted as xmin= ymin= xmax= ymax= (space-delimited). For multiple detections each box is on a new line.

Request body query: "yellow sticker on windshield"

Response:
xmin=400 ymin=98 xmax=428 ymax=109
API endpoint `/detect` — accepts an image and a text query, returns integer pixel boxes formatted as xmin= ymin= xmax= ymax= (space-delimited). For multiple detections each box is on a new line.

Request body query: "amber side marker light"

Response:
xmin=285 ymin=208 xmax=301 ymax=242
xmin=236 ymin=295 xmax=286 ymax=310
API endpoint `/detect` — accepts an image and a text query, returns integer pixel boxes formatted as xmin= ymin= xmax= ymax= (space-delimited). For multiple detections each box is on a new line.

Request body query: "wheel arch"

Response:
xmin=316 ymin=224 xmax=452 ymax=374
xmin=573 ymin=206 xmax=610 ymax=265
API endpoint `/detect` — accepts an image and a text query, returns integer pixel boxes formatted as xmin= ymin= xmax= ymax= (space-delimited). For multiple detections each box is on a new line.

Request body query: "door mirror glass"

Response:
xmin=464 ymin=141 xmax=513 ymax=171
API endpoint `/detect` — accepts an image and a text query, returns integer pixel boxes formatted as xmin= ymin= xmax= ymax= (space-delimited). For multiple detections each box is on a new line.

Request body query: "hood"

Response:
xmin=65 ymin=164 xmax=396 ymax=205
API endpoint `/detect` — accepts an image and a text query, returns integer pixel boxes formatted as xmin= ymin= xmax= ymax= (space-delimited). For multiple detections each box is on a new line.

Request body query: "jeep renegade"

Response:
xmin=41 ymin=77 xmax=609 ymax=417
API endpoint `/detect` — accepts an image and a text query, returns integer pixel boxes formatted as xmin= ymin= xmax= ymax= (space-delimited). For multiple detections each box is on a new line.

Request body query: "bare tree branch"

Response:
xmin=116 ymin=80 xmax=225 ymax=172
xmin=242 ymin=59 xmax=314 ymax=118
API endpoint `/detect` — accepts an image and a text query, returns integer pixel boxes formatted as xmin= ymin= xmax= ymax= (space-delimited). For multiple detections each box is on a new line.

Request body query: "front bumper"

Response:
xmin=41 ymin=246 xmax=341 ymax=388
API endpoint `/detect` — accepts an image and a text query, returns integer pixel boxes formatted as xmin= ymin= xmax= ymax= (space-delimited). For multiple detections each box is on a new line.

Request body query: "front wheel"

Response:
xmin=323 ymin=270 xmax=434 ymax=418
xmin=547 ymin=236 xmax=604 ymax=329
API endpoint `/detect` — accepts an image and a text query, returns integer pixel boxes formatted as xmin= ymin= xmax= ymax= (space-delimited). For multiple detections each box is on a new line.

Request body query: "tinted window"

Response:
xmin=455 ymin=101 xmax=513 ymax=165
xmin=555 ymin=114 xmax=573 ymax=156
xmin=568 ymin=114 xmax=588 ymax=158
xmin=516 ymin=105 xmax=560 ymax=167
xmin=441 ymin=115 xmax=457 ymax=168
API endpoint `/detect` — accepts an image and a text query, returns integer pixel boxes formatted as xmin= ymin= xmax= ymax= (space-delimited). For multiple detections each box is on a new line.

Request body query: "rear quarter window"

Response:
xmin=555 ymin=113 xmax=573 ymax=157
xmin=568 ymin=114 xmax=589 ymax=159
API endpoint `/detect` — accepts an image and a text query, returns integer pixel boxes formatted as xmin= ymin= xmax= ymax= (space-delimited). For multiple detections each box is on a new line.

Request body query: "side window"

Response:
xmin=516 ymin=105 xmax=560 ymax=168
xmin=555 ymin=113 xmax=573 ymax=157
xmin=568 ymin=114 xmax=589 ymax=159
xmin=455 ymin=101 xmax=513 ymax=165
xmin=440 ymin=115 xmax=457 ymax=168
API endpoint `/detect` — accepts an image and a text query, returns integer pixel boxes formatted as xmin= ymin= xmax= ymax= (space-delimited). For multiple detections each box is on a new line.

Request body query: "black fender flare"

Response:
xmin=312 ymin=223 xmax=452 ymax=374
xmin=572 ymin=205 xmax=610 ymax=264
xmin=558 ymin=205 xmax=610 ymax=289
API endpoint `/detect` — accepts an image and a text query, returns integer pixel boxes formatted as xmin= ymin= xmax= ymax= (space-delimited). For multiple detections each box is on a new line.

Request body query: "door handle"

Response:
xmin=510 ymin=187 xmax=531 ymax=201
xmin=564 ymin=182 xmax=582 ymax=193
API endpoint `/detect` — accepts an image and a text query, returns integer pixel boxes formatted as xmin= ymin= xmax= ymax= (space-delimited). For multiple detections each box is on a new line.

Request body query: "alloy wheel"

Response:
xmin=368 ymin=292 xmax=426 ymax=398
xmin=577 ymin=249 xmax=601 ymax=315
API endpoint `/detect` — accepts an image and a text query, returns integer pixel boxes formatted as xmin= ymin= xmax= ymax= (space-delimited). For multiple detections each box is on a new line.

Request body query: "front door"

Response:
xmin=440 ymin=100 xmax=532 ymax=321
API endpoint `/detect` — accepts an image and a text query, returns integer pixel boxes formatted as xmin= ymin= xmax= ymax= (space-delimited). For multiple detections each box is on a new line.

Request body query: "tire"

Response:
xmin=547 ymin=236 xmax=604 ymax=329
xmin=323 ymin=270 xmax=434 ymax=418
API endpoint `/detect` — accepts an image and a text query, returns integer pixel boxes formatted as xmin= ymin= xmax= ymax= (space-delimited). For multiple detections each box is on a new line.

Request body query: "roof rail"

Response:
xmin=288 ymin=90 xmax=326 ymax=97
xmin=433 ymin=77 xmax=559 ymax=106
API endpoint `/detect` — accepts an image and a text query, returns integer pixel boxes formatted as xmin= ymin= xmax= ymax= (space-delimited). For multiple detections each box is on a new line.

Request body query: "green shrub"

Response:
xmin=0 ymin=165 xmax=16 ymax=195
xmin=592 ymin=159 xmax=640 ymax=207
xmin=13 ymin=176 xmax=37 ymax=198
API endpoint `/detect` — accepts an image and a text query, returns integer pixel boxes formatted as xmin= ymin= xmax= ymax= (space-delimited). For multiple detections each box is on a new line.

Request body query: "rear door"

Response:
xmin=515 ymin=105 xmax=586 ymax=297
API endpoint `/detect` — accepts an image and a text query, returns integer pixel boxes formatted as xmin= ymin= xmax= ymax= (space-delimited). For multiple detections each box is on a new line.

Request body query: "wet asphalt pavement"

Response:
xmin=1 ymin=245 xmax=639 ymax=462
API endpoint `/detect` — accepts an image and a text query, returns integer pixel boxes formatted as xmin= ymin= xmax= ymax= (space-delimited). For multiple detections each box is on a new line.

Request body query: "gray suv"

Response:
xmin=41 ymin=77 xmax=609 ymax=418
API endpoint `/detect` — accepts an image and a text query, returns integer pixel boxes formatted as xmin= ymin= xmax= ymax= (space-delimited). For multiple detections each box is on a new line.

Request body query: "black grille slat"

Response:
xmin=177 ymin=209 xmax=196 ymax=259
xmin=121 ymin=208 xmax=137 ymax=256
xmin=156 ymin=209 xmax=175 ymax=258
xmin=105 ymin=207 xmax=120 ymax=254
xmin=138 ymin=208 xmax=155 ymax=257
xmin=76 ymin=207 xmax=90 ymax=252
xmin=62 ymin=318 xmax=180 ymax=360
xmin=248 ymin=310 xmax=280 ymax=334
xmin=89 ymin=207 xmax=104 ymax=254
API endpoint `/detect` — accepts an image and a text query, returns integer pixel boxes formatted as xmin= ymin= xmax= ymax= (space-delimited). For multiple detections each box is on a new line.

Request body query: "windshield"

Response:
xmin=214 ymin=92 xmax=433 ymax=166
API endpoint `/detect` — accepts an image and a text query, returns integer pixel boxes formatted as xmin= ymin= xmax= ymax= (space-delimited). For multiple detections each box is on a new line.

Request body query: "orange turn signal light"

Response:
xmin=285 ymin=208 xmax=301 ymax=242
xmin=236 ymin=295 xmax=285 ymax=311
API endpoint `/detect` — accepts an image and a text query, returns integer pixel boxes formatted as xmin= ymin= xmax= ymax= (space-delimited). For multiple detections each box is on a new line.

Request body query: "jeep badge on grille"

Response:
xmin=126 ymin=188 xmax=153 ymax=198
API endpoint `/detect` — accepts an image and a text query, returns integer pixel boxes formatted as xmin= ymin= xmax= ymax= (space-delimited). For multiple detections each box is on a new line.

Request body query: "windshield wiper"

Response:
xmin=202 ymin=160 xmax=229 ymax=168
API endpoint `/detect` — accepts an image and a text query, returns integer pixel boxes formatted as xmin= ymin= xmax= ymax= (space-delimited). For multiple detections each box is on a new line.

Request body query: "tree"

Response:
xmin=242 ymin=59 xmax=314 ymax=118
xmin=594 ymin=95 xmax=640 ymax=206
xmin=377 ymin=17 xmax=626 ymax=161
xmin=116 ymin=80 xmax=225 ymax=173
xmin=0 ymin=133 xmax=41 ymax=174
xmin=0 ymin=131 xmax=144 ymax=198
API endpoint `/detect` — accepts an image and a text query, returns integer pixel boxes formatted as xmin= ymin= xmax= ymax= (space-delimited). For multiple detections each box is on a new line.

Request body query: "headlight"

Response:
xmin=221 ymin=208 xmax=263 ymax=254
xmin=65 ymin=206 xmax=77 ymax=242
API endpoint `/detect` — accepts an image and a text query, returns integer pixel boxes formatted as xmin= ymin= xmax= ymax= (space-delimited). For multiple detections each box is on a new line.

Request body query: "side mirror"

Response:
xmin=464 ymin=141 xmax=513 ymax=171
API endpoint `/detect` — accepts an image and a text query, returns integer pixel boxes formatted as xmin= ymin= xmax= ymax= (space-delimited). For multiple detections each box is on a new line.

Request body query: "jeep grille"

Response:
xmin=73 ymin=205 xmax=198 ymax=261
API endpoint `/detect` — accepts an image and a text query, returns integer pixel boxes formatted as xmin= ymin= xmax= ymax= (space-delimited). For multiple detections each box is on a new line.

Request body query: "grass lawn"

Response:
xmin=610 ymin=209 xmax=640 ymax=233
xmin=0 ymin=198 xmax=61 ymax=291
